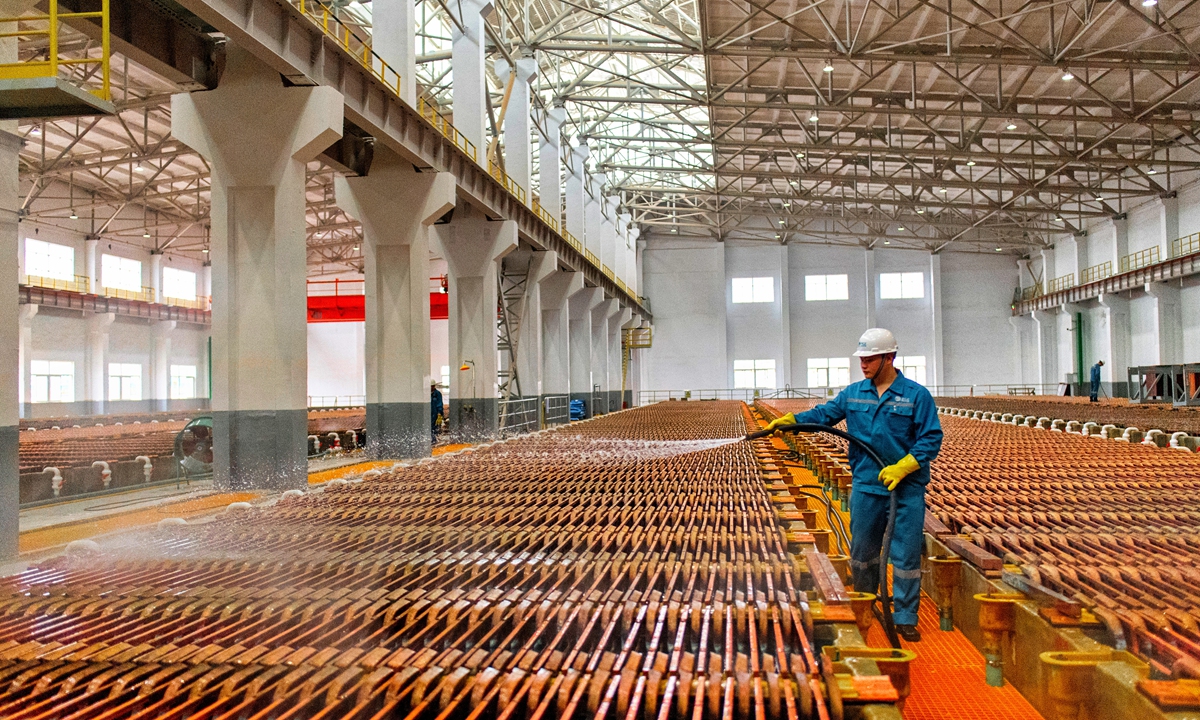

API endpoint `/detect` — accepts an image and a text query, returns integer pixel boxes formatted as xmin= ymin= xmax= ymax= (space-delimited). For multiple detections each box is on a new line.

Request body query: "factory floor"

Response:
xmin=790 ymin=462 xmax=1045 ymax=720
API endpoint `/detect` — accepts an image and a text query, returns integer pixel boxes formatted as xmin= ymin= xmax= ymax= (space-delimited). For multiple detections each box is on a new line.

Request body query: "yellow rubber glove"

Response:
xmin=878 ymin=454 xmax=920 ymax=491
xmin=763 ymin=412 xmax=796 ymax=434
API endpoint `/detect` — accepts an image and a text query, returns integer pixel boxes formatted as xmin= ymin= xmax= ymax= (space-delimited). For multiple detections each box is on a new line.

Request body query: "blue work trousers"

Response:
xmin=849 ymin=482 xmax=926 ymax=627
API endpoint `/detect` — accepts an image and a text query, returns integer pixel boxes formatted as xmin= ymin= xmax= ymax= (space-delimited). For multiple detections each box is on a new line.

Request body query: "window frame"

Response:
xmin=733 ymin=359 xmax=777 ymax=389
xmin=170 ymin=364 xmax=198 ymax=399
xmin=731 ymin=276 xmax=774 ymax=304
xmin=108 ymin=362 xmax=143 ymax=401
xmin=804 ymin=274 xmax=849 ymax=301
xmin=895 ymin=355 xmax=928 ymax=385
xmin=878 ymin=271 xmax=925 ymax=299
xmin=24 ymin=239 xmax=75 ymax=281
xmin=162 ymin=267 xmax=197 ymax=300
xmin=30 ymin=360 xmax=74 ymax=403
xmin=101 ymin=254 xmax=144 ymax=293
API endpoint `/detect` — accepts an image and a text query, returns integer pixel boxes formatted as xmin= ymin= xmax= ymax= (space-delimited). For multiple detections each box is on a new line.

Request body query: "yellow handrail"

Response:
xmin=164 ymin=295 xmax=211 ymax=310
xmin=1047 ymin=273 xmax=1074 ymax=293
xmin=1173 ymin=232 xmax=1200 ymax=258
xmin=417 ymin=96 xmax=477 ymax=163
xmin=563 ymin=232 xmax=581 ymax=252
xmin=1080 ymin=261 xmax=1112 ymax=285
xmin=0 ymin=0 xmax=111 ymax=100
xmin=21 ymin=273 xmax=90 ymax=293
xmin=1119 ymin=246 xmax=1160 ymax=274
xmin=532 ymin=198 xmax=559 ymax=233
xmin=293 ymin=0 xmax=401 ymax=97
xmin=487 ymin=160 xmax=526 ymax=205
xmin=102 ymin=285 xmax=154 ymax=303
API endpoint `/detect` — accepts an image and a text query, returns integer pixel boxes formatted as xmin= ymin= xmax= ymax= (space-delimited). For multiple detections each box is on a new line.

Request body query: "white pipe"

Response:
xmin=326 ymin=431 xmax=341 ymax=449
xmin=1170 ymin=432 xmax=1190 ymax=448
xmin=91 ymin=460 xmax=112 ymax=489
xmin=135 ymin=456 xmax=153 ymax=483
xmin=44 ymin=466 xmax=62 ymax=497
xmin=308 ymin=434 xmax=319 ymax=453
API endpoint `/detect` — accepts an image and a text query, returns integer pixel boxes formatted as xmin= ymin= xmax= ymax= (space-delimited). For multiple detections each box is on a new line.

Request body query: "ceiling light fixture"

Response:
xmin=778 ymin=219 xmax=785 ymax=224
xmin=1055 ymin=216 xmax=1064 ymax=222
xmin=897 ymin=226 xmax=905 ymax=231
xmin=353 ymin=245 xmax=360 ymax=251
xmin=69 ymin=209 xmax=78 ymax=219
xmin=790 ymin=180 xmax=799 ymax=186
xmin=29 ymin=125 xmax=41 ymax=137
xmin=884 ymin=239 xmax=891 ymax=245
xmin=201 ymin=249 xmax=209 ymax=253
xmin=1062 ymin=71 xmax=1074 ymax=81
xmin=1142 ymin=0 xmax=1157 ymax=6
xmin=995 ymin=247 xmax=1002 ymax=252
xmin=1147 ymin=169 xmax=1157 ymax=175
xmin=809 ymin=114 xmax=819 ymax=122
xmin=135 ymin=165 xmax=150 ymax=174
xmin=796 ymin=152 xmax=804 ymax=158
xmin=939 ymin=188 xmax=947 ymax=193
xmin=143 ymin=231 xmax=151 ymax=238
xmin=916 ymin=209 xmax=924 ymax=214
xmin=1006 ymin=122 xmax=1017 ymax=130
xmin=823 ymin=61 xmax=834 ymax=72
xmin=966 ymin=160 xmax=976 ymax=166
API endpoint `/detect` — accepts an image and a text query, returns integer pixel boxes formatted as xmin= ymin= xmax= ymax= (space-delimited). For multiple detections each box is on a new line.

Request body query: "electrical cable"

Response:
xmin=746 ymin=423 xmax=903 ymax=649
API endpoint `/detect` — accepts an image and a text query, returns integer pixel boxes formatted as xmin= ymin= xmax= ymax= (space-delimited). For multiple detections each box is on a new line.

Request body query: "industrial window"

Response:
xmin=170 ymin=365 xmax=197 ymax=399
xmin=804 ymin=274 xmax=849 ymax=301
xmin=895 ymin=355 xmax=927 ymax=385
xmin=733 ymin=359 xmax=776 ymax=389
xmin=24 ymin=239 xmax=74 ymax=281
xmin=731 ymin=277 xmax=773 ymax=303
xmin=807 ymin=358 xmax=851 ymax=388
xmin=879 ymin=272 xmax=924 ymax=299
xmin=163 ymin=267 xmax=197 ymax=300
xmin=102 ymin=254 xmax=143 ymax=293
xmin=108 ymin=363 xmax=142 ymax=401
xmin=30 ymin=360 xmax=74 ymax=403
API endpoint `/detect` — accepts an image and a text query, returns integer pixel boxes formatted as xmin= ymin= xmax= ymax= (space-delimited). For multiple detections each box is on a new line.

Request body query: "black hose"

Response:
xmin=747 ymin=423 xmax=902 ymax=649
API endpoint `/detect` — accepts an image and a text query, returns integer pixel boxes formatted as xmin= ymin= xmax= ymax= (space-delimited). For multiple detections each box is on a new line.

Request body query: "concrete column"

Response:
xmin=616 ymin=212 xmax=631 ymax=284
xmin=85 ymin=237 xmax=98 ymax=292
xmin=585 ymin=175 xmax=605 ymax=262
xmin=85 ymin=312 xmax=115 ymax=415
xmin=151 ymin=320 xmax=175 ymax=411
xmin=565 ymin=143 xmax=588 ymax=241
xmin=541 ymin=271 xmax=583 ymax=397
xmin=603 ymin=196 xmax=619 ymax=271
xmin=537 ymin=105 xmax=566 ymax=226
xmin=496 ymin=54 xmax=536 ymax=198
xmin=201 ymin=262 xmax=211 ymax=300
xmin=609 ymin=305 xmax=630 ymax=410
xmin=1160 ymin=194 xmax=1179 ymax=258
xmin=630 ymin=232 xmax=642 ymax=297
xmin=1097 ymin=293 xmax=1130 ymax=397
xmin=590 ymin=297 xmax=617 ymax=414
xmin=450 ymin=0 xmax=491 ymax=153
xmin=1031 ymin=309 xmax=1058 ymax=388
xmin=929 ymin=253 xmax=944 ymax=387
xmin=864 ymin=249 xmax=876 ymax=328
xmin=1017 ymin=258 xmax=1031 ymax=289
xmin=1040 ymin=247 xmax=1056 ymax=288
xmin=1111 ymin=214 xmax=1129 ymax=267
xmin=172 ymin=44 xmax=343 ymax=490
xmin=569 ymin=287 xmax=603 ymax=415
xmin=1145 ymin=281 xmax=1183 ymax=365
xmin=150 ymin=251 xmax=163 ymax=303
xmin=779 ymin=247 xmax=792 ymax=388
xmin=0 ymin=124 xmax=19 ymax=558
xmin=373 ymin=0 xmax=417 ymax=105
xmin=336 ymin=151 xmax=455 ymax=457
xmin=17 ymin=304 xmax=35 ymax=419
xmin=433 ymin=202 xmax=518 ymax=440
xmin=1072 ymin=233 xmax=1089 ymax=280
xmin=515 ymin=251 xmax=557 ymax=400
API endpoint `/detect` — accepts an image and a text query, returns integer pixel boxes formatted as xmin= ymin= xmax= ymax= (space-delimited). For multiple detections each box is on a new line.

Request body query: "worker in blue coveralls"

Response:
xmin=764 ymin=328 xmax=943 ymax=643
xmin=1089 ymin=360 xmax=1104 ymax=402
xmin=431 ymin=380 xmax=445 ymax=443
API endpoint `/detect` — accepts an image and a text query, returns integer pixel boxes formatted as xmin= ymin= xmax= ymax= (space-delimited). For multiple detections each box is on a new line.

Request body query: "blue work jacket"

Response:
xmin=1090 ymin=364 xmax=1102 ymax=385
xmin=790 ymin=370 xmax=943 ymax=496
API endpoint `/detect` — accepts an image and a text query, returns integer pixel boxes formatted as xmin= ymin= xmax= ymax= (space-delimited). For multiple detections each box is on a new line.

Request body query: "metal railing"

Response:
xmin=102 ymin=285 xmax=154 ymax=303
xmin=1017 ymin=283 xmax=1043 ymax=302
xmin=0 ymin=0 xmax=111 ymax=100
xmin=1120 ymin=245 xmax=1160 ymax=274
xmin=164 ymin=295 xmax=211 ymax=310
xmin=532 ymin=198 xmax=559 ymax=233
xmin=564 ymin=231 xmax=582 ymax=252
xmin=294 ymin=0 xmax=401 ymax=97
xmin=308 ymin=395 xmax=365 ymax=407
xmin=584 ymin=249 xmax=599 ymax=267
xmin=21 ymin=273 xmax=90 ymax=294
xmin=543 ymin=394 xmax=569 ymax=425
xmin=1047 ymin=273 xmax=1074 ymax=293
xmin=417 ymin=96 xmax=477 ymax=162
xmin=1080 ymin=261 xmax=1113 ymax=285
xmin=601 ymin=264 xmax=614 ymax=280
xmin=499 ymin=397 xmax=539 ymax=436
xmin=926 ymin=384 xmax=1062 ymax=397
xmin=488 ymin=161 xmax=527 ymax=205
xmin=1174 ymin=232 xmax=1200 ymax=259
xmin=307 ymin=277 xmax=366 ymax=296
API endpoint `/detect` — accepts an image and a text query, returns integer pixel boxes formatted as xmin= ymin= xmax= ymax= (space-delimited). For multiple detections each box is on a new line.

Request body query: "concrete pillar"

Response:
xmin=1098 ymin=293 xmax=1130 ymax=397
xmin=17 ymin=304 xmax=35 ymax=419
xmin=569 ymin=287 xmax=603 ymax=416
xmin=85 ymin=237 xmax=98 ymax=292
xmin=1160 ymin=194 xmax=1179 ymax=258
xmin=590 ymin=297 xmax=617 ymax=414
xmin=565 ymin=143 xmax=588 ymax=241
xmin=335 ymin=151 xmax=455 ymax=457
xmin=537 ymin=105 xmax=566 ymax=226
xmin=929 ymin=253 xmax=944 ymax=387
xmin=1040 ymin=247 xmax=1056 ymax=287
xmin=151 ymin=320 xmax=175 ymax=411
xmin=0 ymin=124 xmax=19 ymax=558
xmin=630 ymin=231 xmax=642 ymax=296
xmin=201 ymin=262 xmax=211 ymax=301
xmin=1111 ymin=214 xmax=1129 ymax=268
xmin=372 ymin=0 xmax=417 ymax=106
xmin=1017 ymin=257 xmax=1031 ymax=289
xmin=515 ymin=251 xmax=558 ymax=400
xmin=1072 ymin=233 xmax=1089 ymax=280
xmin=616 ymin=212 xmax=631 ymax=284
xmin=864 ymin=249 xmax=876 ymax=328
xmin=585 ymin=174 xmax=605 ymax=262
xmin=85 ymin=312 xmax=115 ymax=415
xmin=496 ymin=54 xmax=536 ymax=198
xmin=609 ymin=305 xmax=630 ymax=410
xmin=541 ymin=270 xmax=583 ymax=398
xmin=1145 ymin=281 xmax=1183 ymax=365
xmin=603 ymin=196 xmax=619 ymax=271
xmin=433 ymin=202 xmax=518 ymax=440
xmin=172 ymin=44 xmax=342 ymax=490
xmin=450 ymin=0 xmax=491 ymax=154
xmin=1031 ymin=309 xmax=1058 ymax=388
xmin=150 ymin=251 xmax=163 ymax=303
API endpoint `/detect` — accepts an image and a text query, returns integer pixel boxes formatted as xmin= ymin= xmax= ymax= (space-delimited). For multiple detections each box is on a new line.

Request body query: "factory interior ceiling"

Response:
xmin=16 ymin=0 xmax=1200 ymax=273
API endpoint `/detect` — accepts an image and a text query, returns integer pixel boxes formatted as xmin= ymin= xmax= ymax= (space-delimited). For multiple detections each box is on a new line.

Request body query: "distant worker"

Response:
xmin=1090 ymin=360 xmax=1104 ymax=402
xmin=764 ymin=328 xmax=943 ymax=642
xmin=431 ymin=381 xmax=445 ymax=443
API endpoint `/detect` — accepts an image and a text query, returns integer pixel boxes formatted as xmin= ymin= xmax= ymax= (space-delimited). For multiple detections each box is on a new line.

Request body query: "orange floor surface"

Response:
xmin=865 ymin=595 xmax=1045 ymax=720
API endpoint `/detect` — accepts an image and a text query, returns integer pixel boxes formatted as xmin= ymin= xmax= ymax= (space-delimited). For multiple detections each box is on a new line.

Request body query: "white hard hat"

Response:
xmin=854 ymin=328 xmax=898 ymax=357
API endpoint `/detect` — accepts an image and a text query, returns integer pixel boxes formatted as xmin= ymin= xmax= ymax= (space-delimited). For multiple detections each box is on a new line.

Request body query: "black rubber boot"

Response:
xmin=897 ymin=624 xmax=922 ymax=642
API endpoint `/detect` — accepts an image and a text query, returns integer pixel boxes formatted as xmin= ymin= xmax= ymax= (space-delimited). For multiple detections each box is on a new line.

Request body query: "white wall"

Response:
xmin=725 ymin=244 xmax=788 ymax=387
xmin=641 ymin=238 xmax=727 ymax=390
xmin=789 ymin=244 xmax=868 ymax=385
xmin=307 ymin=322 xmax=365 ymax=399
xmin=940 ymin=252 xmax=1020 ymax=385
